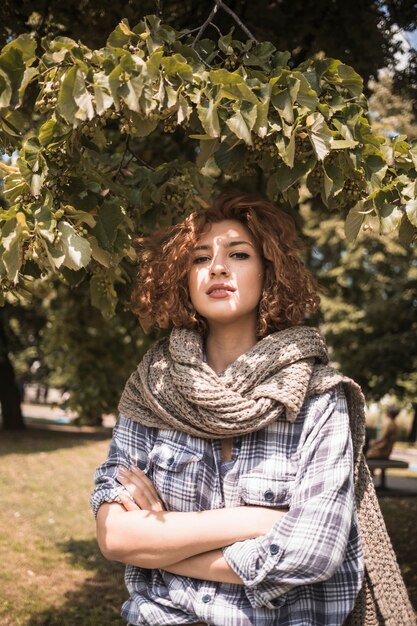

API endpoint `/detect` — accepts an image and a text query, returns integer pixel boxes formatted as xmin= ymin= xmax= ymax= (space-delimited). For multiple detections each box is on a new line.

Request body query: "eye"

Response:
xmin=231 ymin=251 xmax=250 ymax=260
xmin=192 ymin=255 xmax=211 ymax=265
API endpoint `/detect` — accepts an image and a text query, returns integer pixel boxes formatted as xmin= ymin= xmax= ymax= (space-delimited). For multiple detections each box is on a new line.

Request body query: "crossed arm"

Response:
xmin=96 ymin=465 xmax=287 ymax=584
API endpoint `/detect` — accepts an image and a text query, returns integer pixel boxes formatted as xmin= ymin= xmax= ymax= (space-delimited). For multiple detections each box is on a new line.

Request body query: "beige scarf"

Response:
xmin=118 ymin=326 xmax=415 ymax=625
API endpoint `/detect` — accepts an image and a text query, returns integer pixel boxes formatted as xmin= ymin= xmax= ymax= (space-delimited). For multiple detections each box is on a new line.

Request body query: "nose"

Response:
xmin=209 ymin=254 xmax=229 ymax=277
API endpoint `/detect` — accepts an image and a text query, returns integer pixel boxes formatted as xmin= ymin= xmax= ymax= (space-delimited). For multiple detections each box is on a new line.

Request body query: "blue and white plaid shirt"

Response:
xmin=91 ymin=385 xmax=364 ymax=626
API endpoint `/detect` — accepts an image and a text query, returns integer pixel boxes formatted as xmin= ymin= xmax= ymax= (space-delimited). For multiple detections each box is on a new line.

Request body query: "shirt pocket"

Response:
xmin=238 ymin=472 xmax=293 ymax=508
xmin=147 ymin=442 xmax=203 ymax=512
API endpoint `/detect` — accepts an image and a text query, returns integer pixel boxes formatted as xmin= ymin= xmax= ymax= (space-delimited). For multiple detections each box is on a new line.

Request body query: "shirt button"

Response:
xmin=270 ymin=543 xmax=279 ymax=556
xmin=264 ymin=489 xmax=275 ymax=501
xmin=166 ymin=456 xmax=175 ymax=466
xmin=202 ymin=594 xmax=212 ymax=603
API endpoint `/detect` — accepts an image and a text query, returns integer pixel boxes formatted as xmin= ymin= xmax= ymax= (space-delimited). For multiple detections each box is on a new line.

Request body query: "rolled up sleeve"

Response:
xmin=222 ymin=387 xmax=355 ymax=609
xmin=90 ymin=415 xmax=150 ymax=518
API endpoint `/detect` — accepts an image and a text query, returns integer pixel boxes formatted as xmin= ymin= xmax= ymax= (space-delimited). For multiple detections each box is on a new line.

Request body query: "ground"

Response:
xmin=0 ymin=424 xmax=416 ymax=625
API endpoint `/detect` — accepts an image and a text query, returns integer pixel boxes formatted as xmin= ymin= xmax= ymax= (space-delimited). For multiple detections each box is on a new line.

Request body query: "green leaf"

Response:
xmin=73 ymin=69 xmax=94 ymax=120
xmin=88 ymin=235 xmax=112 ymax=267
xmin=213 ymin=141 xmax=246 ymax=174
xmin=90 ymin=202 xmax=124 ymax=250
xmin=129 ymin=112 xmax=158 ymax=136
xmin=177 ymin=94 xmax=192 ymax=124
xmin=0 ymin=69 xmax=12 ymax=108
xmin=58 ymin=221 xmax=92 ymax=270
xmin=344 ymin=205 xmax=365 ymax=243
xmin=331 ymin=139 xmax=358 ymax=149
xmin=45 ymin=240 xmax=66 ymax=269
xmin=225 ymin=110 xmax=252 ymax=144
xmin=197 ymin=100 xmax=220 ymax=137
xmin=3 ymin=173 xmax=30 ymax=204
xmin=0 ymin=46 xmax=25 ymax=104
xmin=405 ymin=198 xmax=417 ymax=227
xmin=68 ymin=210 xmax=97 ymax=228
xmin=269 ymin=157 xmax=315 ymax=193
xmin=282 ymin=133 xmax=295 ymax=168
xmin=219 ymin=81 xmax=259 ymax=105
xmin=162 ymin=54 xmax=193 ymax=81
xmin=2 ymin=220 xmax=22 ymax=282
xmin=323 ymin=162 xmax=344 ymax=201
xmin=218 ymin=31 xmax=233 ymax=54
xmin=364 ymin=155 xmax=388 ymax=191
xmin=30 ymin=173 xmax=42 ymax=196
xmin=272 ymin=51 xmax=291 ymax=68
xmin=2 ymin=34 xmax=36 ymax=65
xmin=243 ymin=42 xmax=276 ymax=67
xmin=379 ymin=204 xmax=403 ymax=235
xmin=337 ymin=63 xmax=363 ymax=96
xmin=108 ymin=65 xmax=122 ymax=111
xmin=122 ymin=76 xmax=144 ymax=112
xmin=196 ymin=138 xmax=219 ymax=168
xmin=307 ymin=113 xmax=332 ymax=160
xmin=90 ymin=274 xmax=117 ymax=318
xmin=398 ymin=214 xmax=416 ymax=245
xmin=210 ymin=69 xmax=243 ymax=86
xmin=271 ymin=89 xmax=294 ymax=125
xmin=38 ymin=118 xmax=70 ymax=146
xmin=107 ymin=20 xmax=133 ymax=48
xmin=58 ymin=66 xmax=78 ymax=123
xmin=293 ymin=72 xmax=319 ymax=110
xmin=93 ymin=73 xmax=114 ymax=115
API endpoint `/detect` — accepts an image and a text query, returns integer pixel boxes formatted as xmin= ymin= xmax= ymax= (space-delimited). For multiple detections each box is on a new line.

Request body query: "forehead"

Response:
xmin=196 ymin=219 xmax=254 ymax=245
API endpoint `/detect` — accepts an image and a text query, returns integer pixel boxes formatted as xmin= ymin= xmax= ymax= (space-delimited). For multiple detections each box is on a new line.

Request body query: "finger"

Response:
xmin=117 ymin=466 xmax=153 ymax=497
xmin=129 ymin=466 xmax=164 ymax=501
xmin=117 ymin=467 xmax=165 ymax=511
xmin=119 ymin=491 xmax=140 ymax=511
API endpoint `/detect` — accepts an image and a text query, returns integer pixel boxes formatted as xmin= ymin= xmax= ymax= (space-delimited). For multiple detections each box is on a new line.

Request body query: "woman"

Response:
xmin=91 ymin=192 xmax=414 ymax=626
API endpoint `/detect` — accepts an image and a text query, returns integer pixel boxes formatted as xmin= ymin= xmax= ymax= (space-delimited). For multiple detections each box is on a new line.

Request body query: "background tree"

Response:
xmin=302 ymin=204 xmax=417 ymax=440
xmin=1 ymin=0 xmax=416 ymax=95
xmin=368 ymin=70 xmax=417 ymax=141
xmin=0 ymin=2 xmax=416 ymax=429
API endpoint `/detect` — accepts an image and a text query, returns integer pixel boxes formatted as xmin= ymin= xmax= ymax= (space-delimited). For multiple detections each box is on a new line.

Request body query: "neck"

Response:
xmin=205 ymin=321 xmax=258 ymax=375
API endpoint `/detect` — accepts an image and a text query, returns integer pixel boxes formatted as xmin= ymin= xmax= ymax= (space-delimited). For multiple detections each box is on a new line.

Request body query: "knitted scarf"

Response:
xmin=118 ymin=326 xmax=415 ymax=625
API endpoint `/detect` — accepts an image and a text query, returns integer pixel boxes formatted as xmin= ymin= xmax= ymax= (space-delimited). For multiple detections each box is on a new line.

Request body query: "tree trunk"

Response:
xmin=0 ymin=359 xmax=26 ymax=430
xmin=408 ymin=403 xmax=417 ymax=444
xmin=0 ymin=311 xmax=25 ymax=430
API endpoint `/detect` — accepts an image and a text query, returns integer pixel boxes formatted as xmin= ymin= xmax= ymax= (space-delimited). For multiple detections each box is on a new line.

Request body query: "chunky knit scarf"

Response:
xmin=118 ymin=326 xmax=415 ymax=625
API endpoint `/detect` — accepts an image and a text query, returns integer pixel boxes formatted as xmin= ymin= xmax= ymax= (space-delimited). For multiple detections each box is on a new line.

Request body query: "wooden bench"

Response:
xmin=366 ymin=458 xmax=409 ymax=489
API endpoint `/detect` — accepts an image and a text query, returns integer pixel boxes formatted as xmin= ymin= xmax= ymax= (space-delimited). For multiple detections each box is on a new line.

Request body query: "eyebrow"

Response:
xmin=193 ymin=240 xmax=254 ymax=251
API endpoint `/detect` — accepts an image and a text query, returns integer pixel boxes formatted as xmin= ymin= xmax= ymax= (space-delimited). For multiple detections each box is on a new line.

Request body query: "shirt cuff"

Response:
xmin=90 ymin=485 xmax=124 ymax=518
xmin=222 ymin=538 xmax=288 ymax=609
xmin=222 ymin=535 xmax=284 ymax=587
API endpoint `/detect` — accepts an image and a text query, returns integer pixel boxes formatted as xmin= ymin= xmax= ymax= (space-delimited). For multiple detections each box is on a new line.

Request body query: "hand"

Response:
xmin=116 ymin=466 xmax=166 ymax=512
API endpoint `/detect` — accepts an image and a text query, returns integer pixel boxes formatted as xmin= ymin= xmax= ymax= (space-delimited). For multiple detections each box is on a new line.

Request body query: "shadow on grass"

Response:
xmin=25 ymin=538 xmax=127 ymax=626
xmin=0 ymin=426 xmax=112 ymax=457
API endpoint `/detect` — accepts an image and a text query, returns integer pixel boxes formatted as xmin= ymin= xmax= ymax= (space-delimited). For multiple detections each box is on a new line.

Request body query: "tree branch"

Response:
xmin=155 ymin=0 xmax=163 ymax=18
xmin=126 ymin=147 xmax=156 ymax=171
xmin=36 ymin=0 xmax=53 ymax=42
xmin=192 ymin=2 xmax=220 ymax=47
xmin=192 ymin=0 xmax=257 ymax=48
xmin=217 ymin=0 xmax=257 ymax=42
xmin=112 ymin=136 xmax=130 ymax=179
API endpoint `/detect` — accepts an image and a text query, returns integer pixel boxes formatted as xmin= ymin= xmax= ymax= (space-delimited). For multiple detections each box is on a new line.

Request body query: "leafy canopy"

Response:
xmin=0 ymin=15 xmax=416 ymax=316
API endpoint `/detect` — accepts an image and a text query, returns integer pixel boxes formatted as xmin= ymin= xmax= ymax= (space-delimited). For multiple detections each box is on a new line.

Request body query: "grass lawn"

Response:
xmin=0 ymin=426 xmax=416 ymax=625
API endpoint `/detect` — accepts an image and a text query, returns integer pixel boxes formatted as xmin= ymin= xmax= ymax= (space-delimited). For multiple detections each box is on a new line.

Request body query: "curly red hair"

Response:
xmin=131 ymin=192 xmax=320 ymax=336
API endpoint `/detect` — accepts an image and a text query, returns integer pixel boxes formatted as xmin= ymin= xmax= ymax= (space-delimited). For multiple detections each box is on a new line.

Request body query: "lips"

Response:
xmin=207 ymin=283 xmax=236 ymax=295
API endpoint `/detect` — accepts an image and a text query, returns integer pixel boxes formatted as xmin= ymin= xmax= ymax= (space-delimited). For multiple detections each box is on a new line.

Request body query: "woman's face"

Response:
xmin=187 ymin=219 xmax=264 ymax=330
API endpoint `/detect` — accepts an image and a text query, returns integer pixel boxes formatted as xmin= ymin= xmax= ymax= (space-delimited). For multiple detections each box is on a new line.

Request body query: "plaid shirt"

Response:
xmin=91 ymin=385 xmax=364 ymax=626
